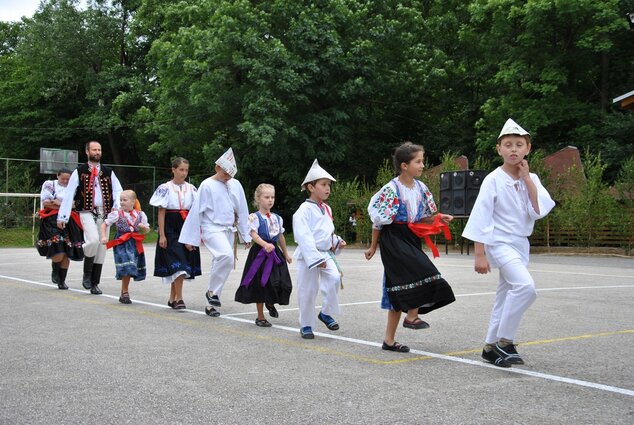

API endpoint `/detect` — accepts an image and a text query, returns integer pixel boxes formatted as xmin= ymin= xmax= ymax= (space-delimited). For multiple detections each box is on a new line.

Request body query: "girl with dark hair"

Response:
xmin=149 ymin=157 xmax=201 ymax=310
xmin=365 ymin=142 xmax=455 ymax=353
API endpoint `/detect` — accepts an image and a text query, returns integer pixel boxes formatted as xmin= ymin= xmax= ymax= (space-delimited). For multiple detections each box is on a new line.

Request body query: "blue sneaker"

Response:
xmin=318 ymin=312 xmax=340 ymax=331
xmin=300 ymin=326 xmax=314 ymax=339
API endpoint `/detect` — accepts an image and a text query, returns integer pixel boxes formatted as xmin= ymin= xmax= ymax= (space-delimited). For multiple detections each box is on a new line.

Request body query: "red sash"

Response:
xmin=106 ymin=232 xmax=145 ymax=253
xmin=39 ymin=209 xmax=83 ymax=230
xmin=398 ymin=215 xmax=452 ymax=258
xmin=167 ymin=209 xmax=189 ymax=221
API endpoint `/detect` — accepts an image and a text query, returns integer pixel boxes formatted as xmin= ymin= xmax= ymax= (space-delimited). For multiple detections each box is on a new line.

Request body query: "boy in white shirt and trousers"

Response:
xmin=463 ymin=118 xmax=555 ymax=368
xmin=293 ymin=159 xmax=346 ymax=339
xmin=179 ymin=148 xmax=252 ymax=317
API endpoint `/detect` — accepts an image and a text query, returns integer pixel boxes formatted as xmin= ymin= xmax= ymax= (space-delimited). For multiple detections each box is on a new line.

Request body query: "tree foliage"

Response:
xmin=0 ymin=0 xmax=632 ymax=222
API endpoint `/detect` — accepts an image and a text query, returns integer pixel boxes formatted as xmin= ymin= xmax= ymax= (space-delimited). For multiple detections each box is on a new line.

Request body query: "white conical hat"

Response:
xmin=498 ymin=118 xmax=530 ymax=140
xmin=215 ymin=147 xmax=237 ymax=177
xmin=301 ymin=159 xmax=336 ymax=190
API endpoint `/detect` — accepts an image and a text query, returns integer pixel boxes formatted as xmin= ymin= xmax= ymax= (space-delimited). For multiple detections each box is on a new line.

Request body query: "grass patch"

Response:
xmin=0 ymin=227 xmax=159 ymax=248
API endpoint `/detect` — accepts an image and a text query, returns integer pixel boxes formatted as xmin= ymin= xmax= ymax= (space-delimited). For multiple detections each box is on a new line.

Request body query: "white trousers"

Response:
xmin=201 ymin=230 xmax=235 ymax=298
xmin=80 ymin=211 xmax=107 ymax=264
xmin=296 ymin=257 xmax=341 ymax=329
xmin=485 ymin=257 xmax=537 ymax=343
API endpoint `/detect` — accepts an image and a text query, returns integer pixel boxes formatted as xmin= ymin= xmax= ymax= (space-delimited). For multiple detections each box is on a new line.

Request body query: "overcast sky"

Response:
xmin=0 ymin=0 xmax=88 ymax=22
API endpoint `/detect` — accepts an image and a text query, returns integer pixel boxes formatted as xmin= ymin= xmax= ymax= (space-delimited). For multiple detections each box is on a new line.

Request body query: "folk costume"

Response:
xmin=178 ymin=148 xmax=252 ymax=304
xmin=367 ymin=178 xmax=455 ymax=315
xmin=235 ymin=212 xmax=292 ymax=307
xmin=462 ymin=119 xmax=555 ymax=346
xmin=293 ymin=160 xmax=344 ymax=333
xmin=36 ymin=179 xmax=84 ymax=289
xmin=104 ymin=209 xmax=149 ymax=281
xmin=58 ymin=161 xmax=122 ymax=293
xmin=150 ymin=182 xmax=202 ymax=284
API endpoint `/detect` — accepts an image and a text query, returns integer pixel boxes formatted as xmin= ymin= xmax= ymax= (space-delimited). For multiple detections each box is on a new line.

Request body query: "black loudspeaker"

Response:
xmin=440 ymin=172 xmax=452 ymax=191
xmin=451 ymin=189 xmax=466 ymax=215
xmin=465 ymin=170 xmax=487 ymax=214
xmin=466 ymin=170 xmax=487 ymax=190
xmin=439 ymin=170 xmax=487 ymax=216
xmin=452 ymin=171 xmax=466 ymax=190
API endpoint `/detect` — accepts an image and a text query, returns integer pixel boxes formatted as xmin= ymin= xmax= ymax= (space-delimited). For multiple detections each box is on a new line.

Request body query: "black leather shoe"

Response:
xmin=90 ymin=285 xmax=102 ymax=295
xmin=57 ymin=267 xmax=68 ymax=290
xmin=82 ymin=257 xmax=95 ymax=289
xmin=51 ymin=262 xmax=61 ymax=284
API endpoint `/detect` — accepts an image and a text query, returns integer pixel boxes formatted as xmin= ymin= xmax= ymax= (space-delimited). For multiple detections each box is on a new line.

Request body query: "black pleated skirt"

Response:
xmin=153 ymin=211 xmax=202 ymax=279
xmin=379 ymin=223 xmax=455 ymax=313
xmin=35 ymin=213 xmax=84 ymax=261
xmin=235 ymin=244 xmax=292 ymax=305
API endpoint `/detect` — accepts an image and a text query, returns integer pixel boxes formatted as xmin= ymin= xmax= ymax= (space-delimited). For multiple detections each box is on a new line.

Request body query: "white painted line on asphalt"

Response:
xmin=2 ymin=273 xmax=633 ymax=397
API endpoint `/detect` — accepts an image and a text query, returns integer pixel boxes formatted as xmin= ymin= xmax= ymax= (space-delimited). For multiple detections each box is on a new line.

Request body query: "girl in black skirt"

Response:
xmin=365 ymin=142 xmax=455 ymax=353
xmin=149 ymin=157 xmax=201 ymax=309
xmin=235 ymin=183 xmax=293 ymax=327
xmin=36 ymin=168 xmax=84 ymax=289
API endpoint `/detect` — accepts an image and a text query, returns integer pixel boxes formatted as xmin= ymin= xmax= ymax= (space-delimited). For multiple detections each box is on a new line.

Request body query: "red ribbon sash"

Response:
xmin=106 ymin=232 xmax=145 ymax=253
xmin=403 ymin=215 xmax=452 ymax=258
xmin=39 ymin=209 xmax=83 ymax=230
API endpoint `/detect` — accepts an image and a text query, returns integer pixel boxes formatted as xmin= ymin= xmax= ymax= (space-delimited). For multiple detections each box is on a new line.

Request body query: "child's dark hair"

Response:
xmin=57 ymin=167 xmax=72 ymax=176
xmin=393 ymin=142 xmax=425 ymax=175
xmin=171 ymin=156 xmax=189 ymax=168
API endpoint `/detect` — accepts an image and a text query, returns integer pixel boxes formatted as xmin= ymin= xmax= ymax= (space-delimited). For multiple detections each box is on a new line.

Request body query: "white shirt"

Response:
xmin=178 ymin=177 xmax=251 ymax=246
xmin=57 ymin=163 xmax=123 ymax=223
xmin=292 ymin=200 xmax=342 ymax=269
xmin=39 ymin=179 xmax=67 ymax=210
xmin=149 ymin=181 xmax=197 ymax=210
xmin=462 ymin=167 xmax=555 ymax=245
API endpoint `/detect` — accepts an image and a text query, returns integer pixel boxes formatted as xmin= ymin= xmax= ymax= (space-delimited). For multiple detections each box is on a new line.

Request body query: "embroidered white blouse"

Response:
xmin=40 ymin=180 xmax=67 ymax=209
xmin=149 ymin=181 xmax=197 ymax=210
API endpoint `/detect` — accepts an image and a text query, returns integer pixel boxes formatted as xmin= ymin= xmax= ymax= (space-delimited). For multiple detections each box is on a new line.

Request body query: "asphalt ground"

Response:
xmin=0 ymin=245 xmax=632 ymax=425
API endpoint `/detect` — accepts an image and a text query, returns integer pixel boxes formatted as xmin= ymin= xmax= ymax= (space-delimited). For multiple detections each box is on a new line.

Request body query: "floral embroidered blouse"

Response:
xmin=367 ymin=178 xmax=437 ymax=229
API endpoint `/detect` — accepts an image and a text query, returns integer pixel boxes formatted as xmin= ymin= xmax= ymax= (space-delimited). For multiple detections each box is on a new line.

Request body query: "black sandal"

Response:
xmin=205 ymin=306 xmax=220 ymax=317
xmin=382 ymin=341 xmax=410 ymax=353
xmin=119 ymin=292 xmax=132 ymax=304
xmin=266 ymin=304 xmax=279 ymax=318
xmin=255 ymin=318 xmax=272 ymax=327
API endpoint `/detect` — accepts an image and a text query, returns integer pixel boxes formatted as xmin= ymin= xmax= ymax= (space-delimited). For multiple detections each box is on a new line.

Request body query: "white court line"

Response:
xmin=226 ymin=284 xmax=634 ymax=315
xmin=2 ymin=274 xmax=633 ymax=397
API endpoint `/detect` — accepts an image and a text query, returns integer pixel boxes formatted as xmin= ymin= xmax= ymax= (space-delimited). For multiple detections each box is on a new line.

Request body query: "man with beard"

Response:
xmin=58 ymin=141 xmax=123 ymax=294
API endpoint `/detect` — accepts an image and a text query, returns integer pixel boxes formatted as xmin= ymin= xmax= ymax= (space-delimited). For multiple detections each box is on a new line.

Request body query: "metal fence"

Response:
xmin=0 ymin=157 xmax=171 ymax=229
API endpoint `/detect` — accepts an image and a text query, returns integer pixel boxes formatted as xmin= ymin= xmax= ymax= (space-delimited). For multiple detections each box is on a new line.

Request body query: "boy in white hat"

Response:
xmin=462 ymin=118 xmax=555 ymax=367
xmin=293 ymin=159 xmax=346 ymax=339
xmin=179 ymin=148 xmax=252 ymax=317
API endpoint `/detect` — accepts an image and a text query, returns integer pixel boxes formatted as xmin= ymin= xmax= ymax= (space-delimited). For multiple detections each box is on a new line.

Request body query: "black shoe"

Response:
xmin=174 ymin=300 xmax=186 ymax=310
xmin=57 ymin=267 xmax=69 ymax=290
xmin=266 ymin=304 xmax=279 ymax=318
xmin=382 ymin=341 xmax=410 ymax=353
xmin=492 ymin=343 xmax=525 ymax=365
xmin=206 ymin=291 xmax=221 ymax=307
xmin=481 ymin=349 xmax=511 ymax=368
xmin=167 ymin=300 xmax=176 ymax=309
xmin=82 ymin=257 xmax=95 ymax=289
xmin=91 ymin=263 xmax=103 ymax=287
xmin=90 ymin=285 xmax=102 ymax=295
xmin=51 ymin=262 xmax=61 ymax=284
xmin=255 ymin=318 xmax=272 ymax=327
xmin=205 ymin=306 xmax=220 ymax=317
xmin=119 ymin=292 xmax=132 ymax=304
